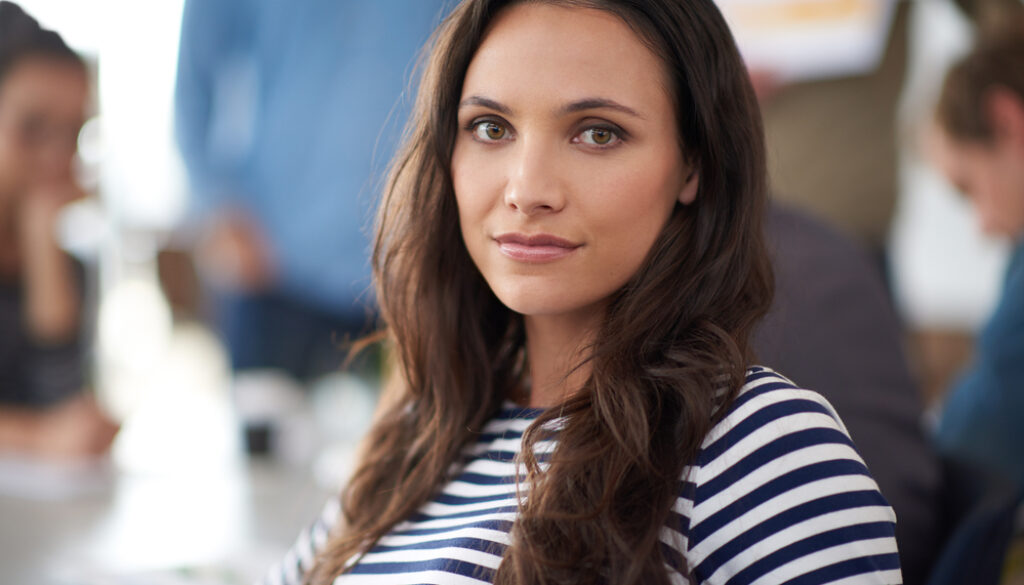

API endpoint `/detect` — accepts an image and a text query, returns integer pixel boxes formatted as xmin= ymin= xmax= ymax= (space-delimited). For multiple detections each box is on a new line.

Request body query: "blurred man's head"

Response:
xmin=931 ymin=33 xmax=1024 ymax=239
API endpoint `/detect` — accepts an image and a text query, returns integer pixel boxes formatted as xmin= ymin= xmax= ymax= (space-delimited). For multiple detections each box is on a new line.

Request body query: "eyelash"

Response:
xmin=572 ymin=125 xmax=623 ymax=148
xmin=464 ymin=118 xmax=626 ymax=150
xmin=467 ymin=118 xmax=513 ymax=143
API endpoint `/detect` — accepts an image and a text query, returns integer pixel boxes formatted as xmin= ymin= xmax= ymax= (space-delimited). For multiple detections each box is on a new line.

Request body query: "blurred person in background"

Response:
xmin=755 ymin=202 xmax=941 ymax=584
xmin=928 ymin=24 xmax=1024 ymax=486
xmin=0 ymin=1 xmax=117 ymax=460
xmin=174 ymin=0 xmax=448 ymax=386
xmin=729 ymin=3 xmax=941 ymax=578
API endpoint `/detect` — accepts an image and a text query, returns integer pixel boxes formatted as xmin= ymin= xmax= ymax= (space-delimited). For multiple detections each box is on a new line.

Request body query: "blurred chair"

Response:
xmin=757 ymin=2 xmax=909 ymax=265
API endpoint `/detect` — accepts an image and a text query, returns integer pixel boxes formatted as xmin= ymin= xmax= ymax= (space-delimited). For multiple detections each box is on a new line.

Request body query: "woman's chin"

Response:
xmin=490 ymin=288 xmax=607 ymax=323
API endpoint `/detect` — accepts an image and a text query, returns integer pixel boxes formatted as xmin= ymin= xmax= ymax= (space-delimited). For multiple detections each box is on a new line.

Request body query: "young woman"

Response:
xmin=266 ymin=1 xmax=901 ymax=583
xmin=0 ymin=0 xmax=117 ymax=459
xmin=928 ymin=30 xmax=1024 ymax=485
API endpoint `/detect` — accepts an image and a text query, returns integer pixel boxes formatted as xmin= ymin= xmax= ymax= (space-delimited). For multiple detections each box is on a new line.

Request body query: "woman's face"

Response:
xmin=0 ymin=57 xmax=88 ymax=200
xmin=451 ymin=3 xmax=693 ymax=321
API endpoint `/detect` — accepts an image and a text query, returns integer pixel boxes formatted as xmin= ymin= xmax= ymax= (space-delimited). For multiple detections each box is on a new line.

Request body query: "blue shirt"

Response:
xmin=174 ymin=0 xmax=448 ymax=313
xmin=263 ymin=367 xmax=902 ymax=584
xmin=936 ymin=239 xmax=1024 ymax=485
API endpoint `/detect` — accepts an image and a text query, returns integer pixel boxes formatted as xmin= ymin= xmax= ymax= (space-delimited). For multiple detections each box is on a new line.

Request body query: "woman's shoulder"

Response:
xmin=704 ymin=366 xmax=850 ymax=449
xmin=675 ymin=366 xmax=901 ymax=584
xmin=692 ymin=365 xmax=863 ymax=487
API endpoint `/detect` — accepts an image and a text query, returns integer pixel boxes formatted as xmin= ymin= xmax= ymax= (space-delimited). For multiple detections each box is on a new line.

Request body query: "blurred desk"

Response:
xmin=0 ymin=457 xmax=331 ymax=585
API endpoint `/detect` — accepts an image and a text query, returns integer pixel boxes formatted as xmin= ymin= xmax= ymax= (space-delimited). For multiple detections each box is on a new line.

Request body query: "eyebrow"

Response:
xmin=559 ymin=98 xmax=643 ymax=119
xmin=459 ymin=95 xmax=513 ymax=115
xmin=458 ymin=95 xmax=644 ymax=120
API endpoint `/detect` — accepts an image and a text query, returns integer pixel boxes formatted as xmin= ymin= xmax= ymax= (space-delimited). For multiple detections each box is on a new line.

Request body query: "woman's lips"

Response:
xmin=494 ymin=233 xmax=581 ymax=263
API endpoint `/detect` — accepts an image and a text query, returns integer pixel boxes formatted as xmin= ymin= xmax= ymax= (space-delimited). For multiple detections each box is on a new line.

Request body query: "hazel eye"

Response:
xmin=577 ymin=126 xmax=621 ymax=147
xmin=473 ymin=121 xmax=508 ymax=141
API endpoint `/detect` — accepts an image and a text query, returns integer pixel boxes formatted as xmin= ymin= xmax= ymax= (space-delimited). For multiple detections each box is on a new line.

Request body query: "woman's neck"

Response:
xmin=523 ymin=310 xmax=602 ymax=408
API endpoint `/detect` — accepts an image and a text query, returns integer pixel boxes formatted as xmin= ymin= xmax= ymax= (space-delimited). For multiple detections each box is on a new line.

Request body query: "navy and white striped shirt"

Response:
xmin=263 ymin=367 xmax=902 ymax=584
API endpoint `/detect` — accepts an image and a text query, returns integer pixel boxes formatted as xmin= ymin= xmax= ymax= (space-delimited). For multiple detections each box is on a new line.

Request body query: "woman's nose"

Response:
xmin=503 ymin=138 xmax=566 ymax=215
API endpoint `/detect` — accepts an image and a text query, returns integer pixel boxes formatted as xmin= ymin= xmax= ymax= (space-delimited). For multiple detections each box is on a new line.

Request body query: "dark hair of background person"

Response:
xmin=935 ymin=20 xmax=1024 ymax=143
xmin=937 ymin=28 xmax=1024 ymax=145
xmin=308 ymin=1 xmax=772 ymax=583
xmin=0 ymin=1 xmax=85 ymax=85
xmin=953 ymin=0 xmax=1024 ymax=36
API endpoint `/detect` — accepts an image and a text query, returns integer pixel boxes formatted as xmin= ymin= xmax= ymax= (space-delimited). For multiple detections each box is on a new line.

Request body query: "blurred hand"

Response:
xmin=196 ymin=212 xmax=276 ymax=292
xmin=14 ymin=181 xmax=86 ymax=343
xmin=17 ymin=180 xmax=85 ymax=246
xmin=29 ymin=394 xmax=120 ymax=461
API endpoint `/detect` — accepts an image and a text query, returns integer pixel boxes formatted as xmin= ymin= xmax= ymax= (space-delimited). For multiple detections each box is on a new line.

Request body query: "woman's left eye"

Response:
xmin=575 ymin=126 xmax=621 ymax=148
xmin=471 ymin=120 xmax=509 ymax=142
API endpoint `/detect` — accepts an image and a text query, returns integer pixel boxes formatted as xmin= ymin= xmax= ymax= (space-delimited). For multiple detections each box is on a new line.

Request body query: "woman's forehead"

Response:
xmin=460 ymin=3 xmax=672 ymax=117
xmin=0 ymin=57 xmax=88 ymax=113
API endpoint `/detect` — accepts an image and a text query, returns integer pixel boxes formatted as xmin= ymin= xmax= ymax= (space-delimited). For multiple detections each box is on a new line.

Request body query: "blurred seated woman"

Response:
xmin=929 ymin=30 xmax=1024 ymax=486
xmin=0 ymin=1 xmax=117 ymax=460
xmin=266 ymin=1 xmax=902 ymax=583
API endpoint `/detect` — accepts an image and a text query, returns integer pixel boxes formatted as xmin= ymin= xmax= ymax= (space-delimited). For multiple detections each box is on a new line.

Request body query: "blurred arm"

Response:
xmin=0 ymin=393 xmax=118 ymax=460
xmin=173 ymin=0 xmax=250 ymax=215
xmin=18 ymin=186 xmax=81 ymax=345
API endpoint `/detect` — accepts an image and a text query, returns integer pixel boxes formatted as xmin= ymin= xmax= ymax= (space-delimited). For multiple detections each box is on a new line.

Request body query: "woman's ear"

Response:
xmin=678 ymin=168 xmax=699 ymax=205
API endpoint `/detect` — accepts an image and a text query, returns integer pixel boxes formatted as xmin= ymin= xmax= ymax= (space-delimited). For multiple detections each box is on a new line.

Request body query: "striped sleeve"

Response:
xmin=258 ymin=497 xmax=340 ymax=585
xmin=676 ymin=368 xmax=902 ymax=585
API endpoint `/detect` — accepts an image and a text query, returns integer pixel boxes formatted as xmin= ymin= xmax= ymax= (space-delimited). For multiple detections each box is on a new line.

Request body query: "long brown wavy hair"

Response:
xmin=308 ymin=1 xmax=772 ymax=583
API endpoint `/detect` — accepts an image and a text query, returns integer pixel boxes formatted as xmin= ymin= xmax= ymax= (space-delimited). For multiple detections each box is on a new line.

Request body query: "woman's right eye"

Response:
xmin=471 ymin=120 xmax=509 ymax=142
